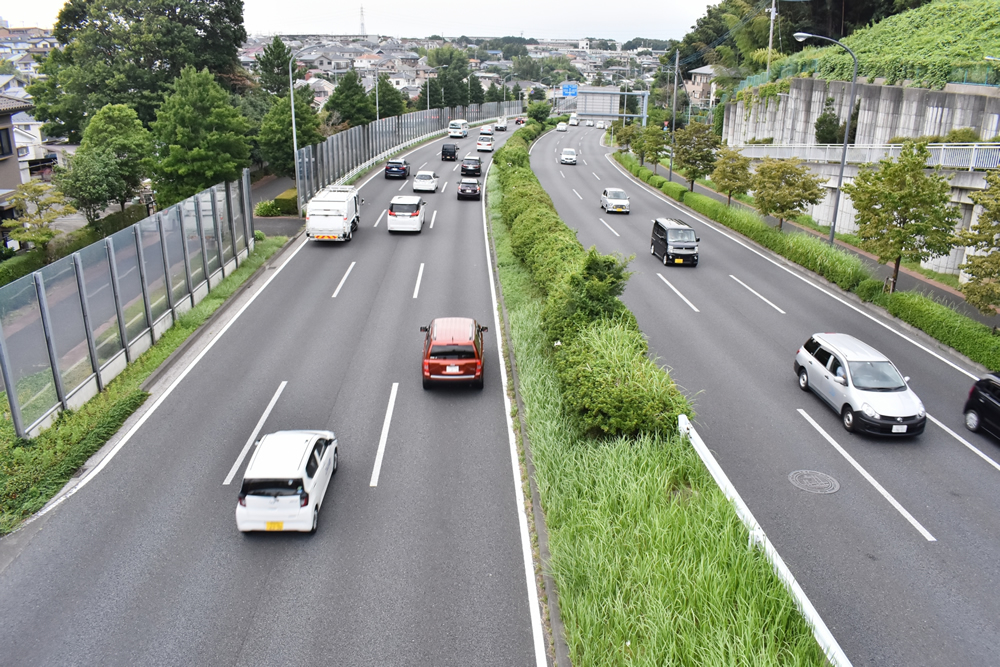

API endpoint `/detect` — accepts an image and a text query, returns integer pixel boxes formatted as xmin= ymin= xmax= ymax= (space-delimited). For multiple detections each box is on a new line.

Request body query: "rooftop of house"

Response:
xmin=0 ymin=93 xmax=33 ymax=114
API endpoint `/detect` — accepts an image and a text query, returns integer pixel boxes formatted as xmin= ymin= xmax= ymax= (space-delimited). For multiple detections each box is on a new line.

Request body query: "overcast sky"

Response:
xmin=2 ymin=0 xmax=716 ymax=44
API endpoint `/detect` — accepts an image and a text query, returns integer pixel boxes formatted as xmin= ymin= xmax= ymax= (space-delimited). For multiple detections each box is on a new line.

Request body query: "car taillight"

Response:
xmin=238 ymin=494 xmax=246 ymax=507
xmin=476 ymin=360 xmax=482 ymax=375
xmin=300 ymin=492 xmax=309 ymax=508
xmin=423 ymin=360 xmax=429 ymax=372
xmin=411 ymin=211 xmax=420 ymax=216
xmin=970 ymin=385 xmax=977 ymax=399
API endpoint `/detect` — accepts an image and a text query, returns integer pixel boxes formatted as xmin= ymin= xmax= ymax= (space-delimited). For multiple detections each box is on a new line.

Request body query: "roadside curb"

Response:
xmin=485 ymin=178 xmax=572 ymax=666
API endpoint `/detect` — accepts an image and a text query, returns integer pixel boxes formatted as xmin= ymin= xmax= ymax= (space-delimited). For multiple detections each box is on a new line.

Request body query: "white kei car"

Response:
xmin=412 ymin=170 xmax=440 ymax=192
xmin=600 ymin=187 xmax=630 ymax=214
xmin=236 ymin=430 xmax=338 ymax=534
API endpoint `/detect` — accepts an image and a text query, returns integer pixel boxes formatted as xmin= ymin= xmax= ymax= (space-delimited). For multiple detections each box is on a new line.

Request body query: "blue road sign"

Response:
xmin=562 ymin=83 xmax=578 ymax=97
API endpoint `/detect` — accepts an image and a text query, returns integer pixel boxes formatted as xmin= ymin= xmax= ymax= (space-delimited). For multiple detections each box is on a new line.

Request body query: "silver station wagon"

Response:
xmin=794 ymin=333 xmax=926 ymax=436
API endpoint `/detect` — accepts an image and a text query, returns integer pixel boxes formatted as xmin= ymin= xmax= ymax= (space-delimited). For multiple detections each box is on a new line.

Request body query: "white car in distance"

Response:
xmin=556 ymin=122 xmax=568 ymax=132
xmin=596 ymin=121 xmax=605 ymax=129
xmin=601 ymin=187 xmax=630 ymax=214
xmin=476 ymin=135 xmax=495 ymax=152
xmin=494 ymin=118 xmax=508 ymax=131
xmin=560 ymin=148 xmax=577 ymax=165
xmin=479 ymin=124 xmax=494 ymax=136
xmin=412 ymin=170 xmax=439 ymax=192
xmin=236 ymin=430 xmax=338 ymax=534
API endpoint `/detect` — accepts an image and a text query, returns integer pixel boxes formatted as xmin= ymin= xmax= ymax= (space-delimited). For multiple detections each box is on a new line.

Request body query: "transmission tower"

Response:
xmin=360 ymin=5 xmax=366 ymax=36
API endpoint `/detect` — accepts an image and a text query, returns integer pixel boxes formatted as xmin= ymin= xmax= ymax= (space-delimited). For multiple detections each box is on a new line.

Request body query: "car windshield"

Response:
xmin=429 ymin=344 xmax=477 ymax=359
xmin=668 ymin=229 xmax=696 ymax=242
xmin=562 ymin=149 xmax=575 ymax=155
xmin=848 ymin=361 xmax=906 ymax=391
xmin=391 ymin=203 xmax=418 ymax=214
xmin=607 ymin=190 xmax=627 ymax=199
xmin=241 ymin=479 xmax=304 ymax=496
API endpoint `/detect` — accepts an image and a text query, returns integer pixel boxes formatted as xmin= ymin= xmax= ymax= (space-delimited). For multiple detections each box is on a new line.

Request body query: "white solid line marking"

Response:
xmin=657 ymin=273 xmax=700 ymax=312
xmin=592 ymin=172 xmax=600 ymax=180
xmin=599 ymin=217 xmax=620 ymax=237
xmin=418 ymin=161 xmax=427 ymax=169
xmin=927 ymin=414 xmax=1000 ymax=473
xmin=453 ymin=163 xmax=459 ymax=172
xmin=332 ymin=261 xmax=356 ymax=298
xmin=560 ymin=170 xmax=565 ymax=178
xmin=730 ymin=274 xmax=786 ymax=314
xmin=602 ymin=151 xmax=979 ymax=381
xmin=34 ymin=239 xmax=311 ymax=520
xmin=571 ymin=189 xmax=583 ymax=200
xmin=398 ymin=181 xmax=407 ymax=191
xmin=441 ymin=181 xmax=448 ymax=192
xmin=797 ymin=408 xmax=936 ymax=541
xmin=430 ymin=210 xmax=437 ymax=229
xmin=479 ymin=159 xmax=547 ymax=664
xmin=224 ymin=381 xmax=287 ymax=485
xmin=369 ymin=382 xmax=399 ymax=487
xmin=373 ymin=208 xmax=386 ymax=227
xmin=412 ymin=262 xmax=425 ymax=298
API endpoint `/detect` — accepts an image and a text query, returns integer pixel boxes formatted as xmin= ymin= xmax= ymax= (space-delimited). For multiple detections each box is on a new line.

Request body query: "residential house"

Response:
xmin=0 ymin=74 xmax=28 ymax=99
xmin=12 ymin=112 xmax=55 ymax=182
xmin=400 ymin=85 xmax=422 ymax=100
xmin=0 ymin=94 xmax=34 ymax=225
xmin=301 ymin=77 xmax=337 ymax=109
xmin=684 ymin=64 xmax=718 ymax=107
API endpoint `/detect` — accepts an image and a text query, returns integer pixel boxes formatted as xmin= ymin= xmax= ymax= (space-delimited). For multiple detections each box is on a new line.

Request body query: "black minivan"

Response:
xmin=441 ymin=143 xmax=458 ymax=160
xmin=650 ymin=218 xmax=699 ymax=266
xmin=963 ymin=373 xmax=1000 ymax=439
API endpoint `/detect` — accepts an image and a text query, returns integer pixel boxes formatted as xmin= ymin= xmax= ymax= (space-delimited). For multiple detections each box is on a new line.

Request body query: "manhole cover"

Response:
xmin=788 ymin=470 xmax=840 ymax=494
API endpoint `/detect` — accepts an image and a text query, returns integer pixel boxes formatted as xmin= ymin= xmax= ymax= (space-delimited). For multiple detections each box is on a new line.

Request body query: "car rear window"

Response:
xmin=415 ymin=173 xmax=432 ymax=179
xmin=390 ymin=203 xmax=418 ymax=214
xmin=429 ymin=344 xmax=477 ymax=359
xmin=241 ymin=479 xmax=304 ymax=496
xmin=463 ymin=158 xmax=480 ymax=164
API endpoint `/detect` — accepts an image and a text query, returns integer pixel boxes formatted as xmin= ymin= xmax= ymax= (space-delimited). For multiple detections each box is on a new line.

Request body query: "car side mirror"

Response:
xmin=361 ymin=198 xmax=365 ymax=205
xmin=904 ymin=376 xmax=910 ymax=383
xmin=419 ymin=326 xmax=429 ymax=332
xmin=696 ymin=237 xmax=700 ymax=242
xmin=834 ymin=376 xmax=846 ymax=386
xmin=479 ymin=326 xmax=489 ymax=333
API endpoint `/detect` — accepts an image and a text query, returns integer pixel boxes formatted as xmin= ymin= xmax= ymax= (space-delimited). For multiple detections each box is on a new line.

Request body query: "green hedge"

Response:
xmin=274 ymin=188 xmax=298 ymax=215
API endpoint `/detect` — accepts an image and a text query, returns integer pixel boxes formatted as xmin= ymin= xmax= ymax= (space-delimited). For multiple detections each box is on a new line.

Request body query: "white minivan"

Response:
xmin=387 ymin=195 xmax=426 ymax=232
xmin=448 ymin=119 xmax=469 ymax=138
xmin=306 ymin=185 xmax=362 ymax=242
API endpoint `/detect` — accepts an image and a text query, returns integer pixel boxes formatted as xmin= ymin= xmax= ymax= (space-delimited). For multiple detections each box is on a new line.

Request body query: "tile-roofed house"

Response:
xmin=0 ymin=94 xmax=36 ymax=225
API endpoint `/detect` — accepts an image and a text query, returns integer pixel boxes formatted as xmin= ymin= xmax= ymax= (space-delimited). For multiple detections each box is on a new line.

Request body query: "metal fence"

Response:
xmin=295 ymin=101 xmax=522 ymax=206
xmin=0 ymin=171 xmax=256 ymax=438
xmin=736 ymin=142 xmax=1000 ymax=171
xmin=734 ymin=60 xmax=998 ymax=92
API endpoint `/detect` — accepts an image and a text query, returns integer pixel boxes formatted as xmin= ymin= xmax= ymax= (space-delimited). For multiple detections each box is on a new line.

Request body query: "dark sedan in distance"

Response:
xmin=384 ymin=158 xmax=411 ymax=179
xmin=457 ymin=179 xmax=482 ymax=201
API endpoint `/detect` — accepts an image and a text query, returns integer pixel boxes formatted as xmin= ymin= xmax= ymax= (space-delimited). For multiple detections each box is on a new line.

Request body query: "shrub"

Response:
xmin=945 ymin=127 xmax=981 ymax=143
xmin=273 ymin=189 xmax=298 ymax=215
xmin=855 ymin=278 xmax=886 ymax=303
xmin=683 ymin=192 xmax=726 ymax=220
xmin=555 ymin=314 xmax=693 ymax=437
xmin=253 ymin=230 xmax=266 ymax=241
xmin=649 ymin=175 xmax=667 ymax=188
xmin=660 ymin=181 xmax=687 ymax=202
xmin=254 ymin=199 xmax=282 ymax=217
xmin=542 ymin=248 xmax=632 ymax=343
xmin=508 ymin=207 xmax=584 ymax=292
xmin=0 ymin=252 xmax=46 ymax=288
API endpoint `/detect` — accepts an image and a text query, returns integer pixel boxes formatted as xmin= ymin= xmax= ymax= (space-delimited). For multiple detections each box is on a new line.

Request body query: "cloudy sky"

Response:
xmin=3 ymin=0 xmax=716 ymax=43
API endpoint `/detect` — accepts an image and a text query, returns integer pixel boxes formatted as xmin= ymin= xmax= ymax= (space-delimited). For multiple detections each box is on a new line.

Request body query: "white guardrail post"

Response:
xmin=678 ymin=414 xmax=853 ymax=667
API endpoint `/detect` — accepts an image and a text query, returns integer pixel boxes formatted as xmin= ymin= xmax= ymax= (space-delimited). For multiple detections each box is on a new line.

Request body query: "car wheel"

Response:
xmin=662 ymin=252 xmax=668 ymax=267
xmin=345 ymin=229 xmax=352 ymax=241
xmin=474 ymin=372 xmax=484 ymax=390
xmin=650 ymin=243 xmax=655 ymax=256
xmin=798 ymin=369 xmax=809 ymax=392
xmin=309 ymin=506 xmax=319 ymax=534
xmin=477 ymin=194 xmax=482 ymax=200
xmin=964 ymin=409 xmax=981 ymax=432
xmin=422 ymin=377 xmax=431 ymax=390
xmin=331 ymin=446 xmax=338 ymax=473
xmin=842 ymin=406 xmax=856 ymax=433
xmin=625 ymin=210 xmax=630 ymax=215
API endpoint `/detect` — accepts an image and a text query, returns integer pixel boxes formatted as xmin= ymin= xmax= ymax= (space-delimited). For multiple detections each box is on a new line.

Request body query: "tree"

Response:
xmin=814 ymin=97 xmax=840 ymax=144
xmin=529 ymin=87 xmax=546 ymax=102
xmin=469 ymin=75 xmax=485 ymax=104
xmin=325 ymin=71 xmax=375 ymax=126
xmin=238 ymin=87 xmax=275 ymax=170
xmin=526 ymin=101 xmax=550 ymax=124
xmin=614 ymin=123 xmax=638 ymax=152
xmin=751 ymin=157 xmax=824 ymax=231
xmin=0 ymin=59 xmax=15 ymax=75
xmin=711 ymin=147 xmax=752 ymax=206
xmin=150 ymin=66 xmax=250 ymax=207
xmin=79 ymin=104 xmax=152 ymax=212
xmin=1 ymin=181 xmax=75 ymax=255
xmin=837 ymin=99 xmax=860 ymax=145
xmin=29 ymin=0 xmax=246 ymax=140
xmin=511 ymin=83 xmax=523 ymax=103
xmin=259 ymin=88 xmax=324 ymax=178
xmin=842 ymin=141 xmax=959 ymax=292
xmin=673 ymin=122 xmax=721 ymax=191
xmin=415 ymin=78 xmax=444 ymax=110
xmin=256 ymin=36 xmax=304 ymax=96
xmin=370 ymin=73 xmax=406 ymax=118
xmin=53 ymin=147 xmax=120 ymax=225
xmin=636 ymin=126 xmax=668 ymax=172
xmin=959 ymin=170 xmax=1000 ymax=314
xmin=484 ymin=82 xmax=501 ymax=103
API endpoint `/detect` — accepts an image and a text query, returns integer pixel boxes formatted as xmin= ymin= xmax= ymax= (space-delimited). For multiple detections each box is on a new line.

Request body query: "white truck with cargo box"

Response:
xmin=305 ymin=186 xmax=363 ymax=242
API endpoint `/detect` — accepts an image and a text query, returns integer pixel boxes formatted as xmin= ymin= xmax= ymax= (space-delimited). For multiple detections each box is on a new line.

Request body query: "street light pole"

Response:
xmin=374 ymin=63 xmax=381 ymax=122
xmin=795 ymin=32 xmax=858 ymax=246
xmin=669 ymin=49 xmax=679 ymax=181
xmin=289 ymin=47 xmax=308 ymax=211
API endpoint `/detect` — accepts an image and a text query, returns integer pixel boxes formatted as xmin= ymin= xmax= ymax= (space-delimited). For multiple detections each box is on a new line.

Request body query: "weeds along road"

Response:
xmin=0 ymin=129 xmax=545 ymax=667
xmin=530 ymin=124 xmax=1000 ymax=667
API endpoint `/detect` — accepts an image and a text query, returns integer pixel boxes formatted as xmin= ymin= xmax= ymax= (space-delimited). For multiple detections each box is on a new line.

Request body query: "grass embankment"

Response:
xmin=0 ymin=235 xmax=287 ymax=535
xmin=616 ymin=151 xmax=1000 ymax=372
xmin=490 ymin=123 xmax=826 ymax=664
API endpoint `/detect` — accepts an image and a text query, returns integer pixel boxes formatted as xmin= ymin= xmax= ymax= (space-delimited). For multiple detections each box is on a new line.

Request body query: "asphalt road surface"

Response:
xmin=531 ymin=124 xmax=1000 ymax=667
xmin=0 ymin=127 xmax=545 ymax=666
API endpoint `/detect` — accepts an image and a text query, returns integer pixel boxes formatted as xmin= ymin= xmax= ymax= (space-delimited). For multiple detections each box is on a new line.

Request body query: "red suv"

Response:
xmin=420 ymin=317 xmax=488 ymax=389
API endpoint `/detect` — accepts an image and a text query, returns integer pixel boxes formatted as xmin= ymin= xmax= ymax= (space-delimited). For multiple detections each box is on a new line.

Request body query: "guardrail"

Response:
xmin=736 ymin=142 xmax=1000 ymax=171
xmin=678 ymin=415 xmax=852 ymax=667
xmin=295 ymin=101 xmax=522 ymax=206
xmin=0 ymin=172 xmax=256 ymax=438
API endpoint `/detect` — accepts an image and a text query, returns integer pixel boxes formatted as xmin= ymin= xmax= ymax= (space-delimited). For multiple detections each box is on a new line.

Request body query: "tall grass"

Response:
xmin=488 ymin=174 xmax=826 ymax=665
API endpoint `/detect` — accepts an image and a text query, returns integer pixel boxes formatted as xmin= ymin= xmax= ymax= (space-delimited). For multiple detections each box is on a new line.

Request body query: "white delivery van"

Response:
xmin=448 ymin=119 xmax=469 ymax=138
xmin=305 ymin=185 xmax=362 ymax=242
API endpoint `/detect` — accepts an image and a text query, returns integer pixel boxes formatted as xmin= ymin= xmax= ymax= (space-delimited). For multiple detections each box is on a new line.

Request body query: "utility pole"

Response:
xmin=766 ymin=0 xmax=777 ymax=78
xmin=669 ymin=50 xmax=678 ymax=180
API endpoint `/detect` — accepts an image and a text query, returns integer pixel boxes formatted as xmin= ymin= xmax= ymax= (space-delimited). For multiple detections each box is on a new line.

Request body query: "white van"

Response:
xmin=305 ymin=185 xmax=362 ymax=242
xmin=387 ymin=195 xmax=426 ymax=232
xmin=448 ymin=119 xmax=469 ymax=138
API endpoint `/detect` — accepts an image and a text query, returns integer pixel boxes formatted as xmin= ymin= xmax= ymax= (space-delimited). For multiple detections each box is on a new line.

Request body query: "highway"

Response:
xmin=530 ymin=124 xmax=1000 ymax=666
xmin=0 ymin=129 xmax=545 ymax=666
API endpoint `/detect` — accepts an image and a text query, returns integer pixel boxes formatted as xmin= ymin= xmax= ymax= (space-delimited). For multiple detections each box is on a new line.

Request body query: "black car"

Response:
xmin=441 ymin=143 xmax=458 ymax=160
xmin=461 ymin=157 xmax=482 ymax=176
xmin=384 ymin=158 xmax=410 ymax=178
xmin=964 ymin=373 xmax=1000 ymax=438
xmin=650 ymin=218 xmax=699 ymax=267
xmin=457 ymin=178 xmax=482 ymax=200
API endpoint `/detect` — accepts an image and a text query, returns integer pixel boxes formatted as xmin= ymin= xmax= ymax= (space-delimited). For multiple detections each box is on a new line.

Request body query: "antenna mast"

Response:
xmin=360 ymin=5 xmax=366 ymax=36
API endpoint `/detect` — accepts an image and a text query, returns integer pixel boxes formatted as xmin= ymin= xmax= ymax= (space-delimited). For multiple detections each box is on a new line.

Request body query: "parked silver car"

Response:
xmin=794 ymin=333 xmax=926 ymax=436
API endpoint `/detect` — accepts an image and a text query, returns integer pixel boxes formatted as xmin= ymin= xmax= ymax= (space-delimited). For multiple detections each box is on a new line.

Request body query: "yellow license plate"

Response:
xmin=675 ymin=258 xmax=683 ymax=264
xmin=265 ymin=521 xmax=284 ymax=531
